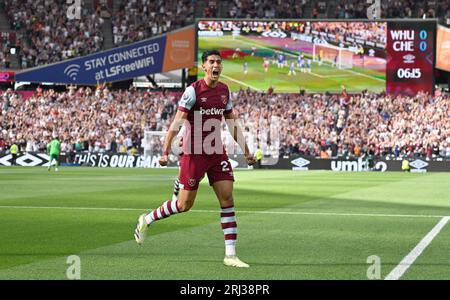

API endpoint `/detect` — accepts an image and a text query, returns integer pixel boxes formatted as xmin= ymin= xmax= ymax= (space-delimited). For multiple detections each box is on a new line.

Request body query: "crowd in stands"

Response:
xmin=94 ymin=0 xmax=113 ymax=18
xmin=1 ymin=86 xmax=449 ymax=159
xmin=0 ymin=31 xmax=17 ymax=69
xmin=346 ymin=0 xmax=419 ymax=19
xmin=244 ymin=89 xmax=449 ymax=159
xmin=0 ymin=86 xmax=177 ymax=155
xmin=0 ymin=40 xmax=12 ymax=69
xmin=226 ymin=0 xmax=450 ymax=21
xmin=335 ymin=0 xmax=450 ymax=20
xmin=310 ymin=21 xmax=386 ymax=48
xmin=227 ymin=0 xmax=308 ymax=18
xmin=4 ymin=0 xmax=104 ymax=68
xmin=198 ymin=20 xmax=386 ymax=50
xmin=112 ymin=0 xmax=195 ymax=46
xmin=1 ymin=0 xmax=449 ymax=68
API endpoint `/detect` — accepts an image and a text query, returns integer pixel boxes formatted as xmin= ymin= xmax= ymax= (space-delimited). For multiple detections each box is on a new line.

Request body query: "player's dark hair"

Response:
xmin=202 ymin=50 xmax=221 ymax=63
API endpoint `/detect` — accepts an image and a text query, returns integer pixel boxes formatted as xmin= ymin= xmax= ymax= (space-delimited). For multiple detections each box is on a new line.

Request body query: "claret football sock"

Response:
xmin=144 ymin=199 xmax=180 ymax=225
xmin=220 ymin=205 xmax=237 ymax=257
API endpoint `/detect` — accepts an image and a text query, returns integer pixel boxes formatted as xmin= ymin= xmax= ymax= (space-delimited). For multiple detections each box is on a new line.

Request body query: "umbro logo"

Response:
xmin=410 ymin=159 xmax=428 ymax=169
xmin=403 ymin=54 xmax=415 ymax=64
xmin=291 ymin=157 xmax=310 ymax=171
xmin=410 ymin=159 xmax=428 ymax=173
xmin=201 ymin=97 xmax=207 ymax=102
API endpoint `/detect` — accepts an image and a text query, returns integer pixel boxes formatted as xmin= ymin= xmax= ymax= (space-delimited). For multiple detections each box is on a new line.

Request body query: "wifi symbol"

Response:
xmin=64 ymin=64 xmax=81 ymax=81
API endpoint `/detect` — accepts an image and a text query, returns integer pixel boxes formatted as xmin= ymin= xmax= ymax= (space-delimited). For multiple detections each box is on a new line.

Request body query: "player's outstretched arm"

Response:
xmin=224 ymin=111 xmax=256 ymax=166
xmin=159 ymin=110 xmax=188 ymax=166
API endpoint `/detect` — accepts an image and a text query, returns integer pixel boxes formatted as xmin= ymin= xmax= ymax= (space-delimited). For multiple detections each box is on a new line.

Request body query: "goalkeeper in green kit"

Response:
xmin=47 ymin=135 xmax=61 ymax=171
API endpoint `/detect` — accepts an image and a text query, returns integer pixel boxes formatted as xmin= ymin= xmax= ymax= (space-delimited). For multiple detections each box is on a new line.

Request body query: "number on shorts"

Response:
xmin=221 ymin=160 xmax=230 ymax=172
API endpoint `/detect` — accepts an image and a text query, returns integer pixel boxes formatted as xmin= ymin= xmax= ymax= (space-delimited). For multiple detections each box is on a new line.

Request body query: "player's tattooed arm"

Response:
xmin=224 ymin=111 xmax=256 ymax=166
xmin=160 ymin=110 xmax=188 ymax=166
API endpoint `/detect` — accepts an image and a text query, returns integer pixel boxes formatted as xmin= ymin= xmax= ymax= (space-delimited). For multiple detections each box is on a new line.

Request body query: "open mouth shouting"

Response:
xmin=211 ymin=68 xmax=220 ymax=79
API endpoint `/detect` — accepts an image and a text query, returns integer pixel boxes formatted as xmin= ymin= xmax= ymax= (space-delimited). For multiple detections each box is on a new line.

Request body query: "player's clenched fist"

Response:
xmin=159 ymin=154 xmax=168 ymax=166
xmin=245 ymin=154 xmax=256 ymax=166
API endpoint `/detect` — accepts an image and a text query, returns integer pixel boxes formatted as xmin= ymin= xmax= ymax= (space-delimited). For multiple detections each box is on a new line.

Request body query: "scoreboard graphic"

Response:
xmin=386 ymin=20 xmax=436 ymax=95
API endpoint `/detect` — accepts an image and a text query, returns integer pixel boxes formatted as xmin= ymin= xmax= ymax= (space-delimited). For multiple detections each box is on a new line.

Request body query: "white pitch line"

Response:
xmin=290 ymin=66 xmax=351 ymax=79
xmin=0 ymin=205 xmax=143 ymax=212
xmin=0 ymin=205 xmax=445 ymax=219
xmin=221 ymin=74 xmax=262 ymax=92
xmin=385 ymin=216 xmax=450 ymax=280
xmin=309 ymin=71 xmax=324 ymax=78
xmin=326 ymin=74 xmax=352 ymax=78
xmin=340 ymin=66 xmax=385 ymax=82
xmin=297 ymin=67 xmax=324 ymax=79
xmin=194 ymin=209 xmax=445 ymax=219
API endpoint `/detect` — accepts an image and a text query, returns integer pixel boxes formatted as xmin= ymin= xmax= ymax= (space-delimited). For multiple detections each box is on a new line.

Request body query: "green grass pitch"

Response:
xmin=0 ymin=167 xmax=449 ymax=279
xmin=198 ymin=35 xmax=386 ymax=93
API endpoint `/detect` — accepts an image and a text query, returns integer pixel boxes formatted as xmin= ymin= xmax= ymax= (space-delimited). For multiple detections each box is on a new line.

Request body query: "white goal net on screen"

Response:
xmin=313 ymin=43 xmax=354 ymax=69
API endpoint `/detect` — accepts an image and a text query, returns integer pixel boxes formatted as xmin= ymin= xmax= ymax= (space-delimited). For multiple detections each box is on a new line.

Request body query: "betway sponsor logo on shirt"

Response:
xmin=200 ymin=107 xmax=225 ymax=115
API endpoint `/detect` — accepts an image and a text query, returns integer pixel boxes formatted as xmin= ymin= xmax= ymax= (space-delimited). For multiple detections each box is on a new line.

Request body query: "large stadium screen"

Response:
xmin=436 ymin=25 xmax=450 ymax=72
xmin=196 ymin=20 xmax=435 ymax=94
